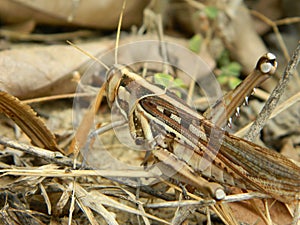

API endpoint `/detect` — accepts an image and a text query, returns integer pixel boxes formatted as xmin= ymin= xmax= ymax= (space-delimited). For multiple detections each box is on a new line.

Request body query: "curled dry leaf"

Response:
xmin=0 ymin=0 xmax=149 ymax=29
xmin=0 ymin=91 xmax=63 ymax=153
xmin=0 ymin=34 xmax=204 ymax=100
xmin=230 ymin=200 xmax=294 ymax=225
xmin=0 ymin=41 xmax=113 ymax=99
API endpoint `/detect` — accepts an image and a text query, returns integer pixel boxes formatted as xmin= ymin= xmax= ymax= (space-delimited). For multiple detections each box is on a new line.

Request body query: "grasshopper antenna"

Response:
xmin=114 ymin=0 xmax=126 ymax=65
xmin=67 ymin=0 xmax=126 ymax=70
xmin=66 ymin=40 xmax=109 ymax=71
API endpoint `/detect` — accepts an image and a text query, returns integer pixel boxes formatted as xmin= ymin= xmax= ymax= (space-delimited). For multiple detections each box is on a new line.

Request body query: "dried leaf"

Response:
xmin=75 ymin=183 xmax=168 ymax=224
xmin=76 ymin=199 xmax=101 ymax=225
xmin=229 ymin=200 xmax=293 ymax=225
xmin=0 ymin=0 xmax=149 ymax=29
xmin=0 ymin=91 xmax=63 ymax=153
xmin=0 ymin=41 xmax=111 ymax=99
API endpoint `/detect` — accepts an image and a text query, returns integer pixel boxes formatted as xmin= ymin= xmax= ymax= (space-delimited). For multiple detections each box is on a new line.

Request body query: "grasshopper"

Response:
xmin=73 ymin=0 xmax=300 ymax=205
xmin=104 ymin=53 xmax=300 ymax=203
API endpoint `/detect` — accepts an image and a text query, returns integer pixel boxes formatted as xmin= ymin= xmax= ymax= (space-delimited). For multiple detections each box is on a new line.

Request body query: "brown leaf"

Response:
xmin=229 ymin=199 xmax=293 ymax=225
xmin=0 ymin=91 xmax=63 ymax=153
xmin=0 ymin=41 xmax=112 ymax=99
xmin=0 ymin=0 xmax=149 ymax=29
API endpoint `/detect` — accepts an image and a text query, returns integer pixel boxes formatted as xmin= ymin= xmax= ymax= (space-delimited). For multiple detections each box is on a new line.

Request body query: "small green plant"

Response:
xmin=204 ymin=6 xmax=218 ymax=19
xmin=189 ymin=5 xmax=218 ymax=54
xmin=189 ymin=34 xmax=203 ymax=53
xmin=154 ymin=73 xmax=186 ymax=97
xmin=217 ymin=50 xmax=242 ymax=89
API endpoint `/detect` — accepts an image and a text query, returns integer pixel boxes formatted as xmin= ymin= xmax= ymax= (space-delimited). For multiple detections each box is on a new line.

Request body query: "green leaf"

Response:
xmin=174 ymin=78 xmax=186 ymax=88
xmin=154 ymin=73 xmax=186 ymax=98
xmin=204 ymin=6 xmax=218 ymax=19
xmin=154 ymin=73 xmax=173 ymax=87
xmin=226 ymin=62 xmax=242 ymax=76
xmin=154 ymin=73 xmax=186 ymax=88
xmin=217 ymin=49 xmax=230 ymax=67
xmin=217 ymin=50 xmax=242 ymax=89
xmin=228 ymin=77 xmax=241 ymax=89
xmin=189 ymin=34 xmax=202 ymax=53
xmin=217 ymin=75 xmax=228 ymax=85
xmin=172 ymin=90 xmax=182 ymax=98
xmin=220 ymin=62 xmax=242 ymax=78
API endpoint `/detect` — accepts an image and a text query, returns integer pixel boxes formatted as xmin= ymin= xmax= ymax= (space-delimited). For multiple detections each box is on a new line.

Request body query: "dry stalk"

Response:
xmin=235 ymin=91 xmax=300 ymax=137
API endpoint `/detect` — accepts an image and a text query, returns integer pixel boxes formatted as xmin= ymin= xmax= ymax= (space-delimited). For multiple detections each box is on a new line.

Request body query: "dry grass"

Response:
xmin=0 ymin=0 xmax=300 ymax=224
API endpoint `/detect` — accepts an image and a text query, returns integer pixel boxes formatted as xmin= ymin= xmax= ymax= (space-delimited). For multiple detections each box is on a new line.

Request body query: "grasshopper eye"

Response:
xmin=256 ymin=52 xmax=277 ymax=74
xmin=105 ymin=64 xmax=135 ymax=107
xmin=106 ymin=64 xmax=122 ymax=82
xmin=105 ymin=65 xmax=124 ymax=106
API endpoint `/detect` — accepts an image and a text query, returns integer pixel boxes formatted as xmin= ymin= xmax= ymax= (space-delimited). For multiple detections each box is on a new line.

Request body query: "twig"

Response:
xmin=0 ymin=136 xmax=77 ymax=167
xmin=251 ymin=10 xmax=290 ymax=62
xmin=291 ymin=201 xmax=300 ymax=225
xmin=0 ymin=136 xmax=176 ymax=202
xmin=251 ymin=10 xmax=300 ymax=86
xmin=0 ymin=168 xmax=156 ymax=178
xmin=145 ymin=192 xmax=271 ymax=209
xmin=244 ymin=42 xmax=300 ymax=141
xmin=22 ymin=93 xmax=94 ymax=104
xmin=275 ymin=17 xmax=300 ymax=26
xmin=235 ymin=91 xmax=300 ymax=137
xmin=0 ymin=29 xmax=97 ymax=41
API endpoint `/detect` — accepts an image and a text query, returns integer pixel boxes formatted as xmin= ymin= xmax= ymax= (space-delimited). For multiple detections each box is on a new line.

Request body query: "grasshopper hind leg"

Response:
xmin=153 ymin=148 xmax=226 ymax=200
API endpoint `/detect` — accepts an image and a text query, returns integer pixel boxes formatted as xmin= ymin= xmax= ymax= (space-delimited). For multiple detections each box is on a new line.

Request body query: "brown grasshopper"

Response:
xmin=71 ymin=1 xmax=300 ymax=204
xmin=104 ymin=54 xmax=300 ymax=203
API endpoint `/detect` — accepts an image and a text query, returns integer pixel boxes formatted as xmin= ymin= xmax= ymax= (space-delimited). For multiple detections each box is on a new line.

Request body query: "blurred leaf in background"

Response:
xmin=217 ymin=50 xmax=242 ymax=89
